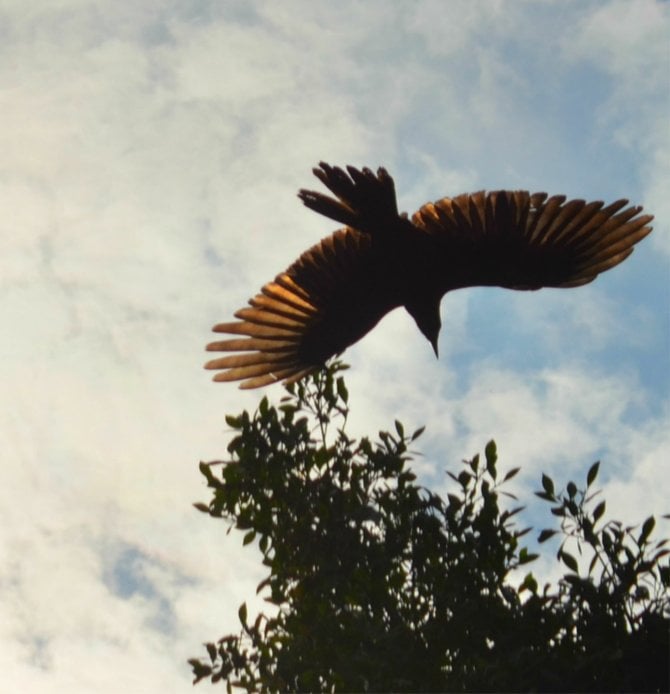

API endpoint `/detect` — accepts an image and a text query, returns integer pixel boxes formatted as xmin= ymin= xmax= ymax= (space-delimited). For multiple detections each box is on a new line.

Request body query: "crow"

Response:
xmin=205 ymin=163 xmax=653 ymax=388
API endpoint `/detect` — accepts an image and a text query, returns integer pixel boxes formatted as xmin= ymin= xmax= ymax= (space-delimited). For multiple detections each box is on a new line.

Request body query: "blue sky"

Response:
xmin=1 ymin=1 xmax=668 ymax=691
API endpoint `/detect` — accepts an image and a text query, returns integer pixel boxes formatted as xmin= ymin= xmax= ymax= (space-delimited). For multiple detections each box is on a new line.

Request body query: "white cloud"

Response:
xmin=561 ymin=0 xmax=670 ymax=259
xmin=405 ymin=0 xmax=508 ymax=57
xmin=1 ymin=1 xmax=667 ymax=690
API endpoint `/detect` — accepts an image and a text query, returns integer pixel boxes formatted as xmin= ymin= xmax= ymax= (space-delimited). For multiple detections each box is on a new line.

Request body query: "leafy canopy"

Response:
xmin=190 ymin=363 xmax=669 ymax=692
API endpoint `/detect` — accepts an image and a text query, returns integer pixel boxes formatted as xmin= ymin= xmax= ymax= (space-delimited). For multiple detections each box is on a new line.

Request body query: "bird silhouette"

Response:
xmin=206 ymin=163 xmax=653 ymax=388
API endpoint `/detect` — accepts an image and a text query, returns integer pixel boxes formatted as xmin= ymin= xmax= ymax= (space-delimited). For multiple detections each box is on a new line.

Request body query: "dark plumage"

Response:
xmin=206 ymin=163 xmax=653 ymax=388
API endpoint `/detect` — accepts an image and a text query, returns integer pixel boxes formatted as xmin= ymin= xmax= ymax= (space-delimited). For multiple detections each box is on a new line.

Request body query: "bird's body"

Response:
xmin=206 ymin=163 xmax=653 ymax=388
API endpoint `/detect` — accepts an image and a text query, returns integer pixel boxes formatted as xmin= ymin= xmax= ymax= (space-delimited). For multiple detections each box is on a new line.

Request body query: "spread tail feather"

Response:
xmin=298 ymin=162 xmax=399 ymax=233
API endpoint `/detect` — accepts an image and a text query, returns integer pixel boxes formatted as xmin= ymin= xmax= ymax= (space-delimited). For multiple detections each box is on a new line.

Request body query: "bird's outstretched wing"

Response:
xmin=412 ymin=190 xmax=653 ymax=292
xmin=205 ymin=227 xmax=399 ymax=389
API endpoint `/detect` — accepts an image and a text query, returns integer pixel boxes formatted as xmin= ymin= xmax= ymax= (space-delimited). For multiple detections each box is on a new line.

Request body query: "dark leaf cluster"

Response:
xmin=190 ymin=363 xmax=669 ymax=692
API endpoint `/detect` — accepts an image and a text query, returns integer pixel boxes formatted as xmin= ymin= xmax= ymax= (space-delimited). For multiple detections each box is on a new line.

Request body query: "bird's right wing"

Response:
xmin=411 ymin=190 xmax=653 ymax=291
xmin=205 ymin=227 xmax=398 ymax=389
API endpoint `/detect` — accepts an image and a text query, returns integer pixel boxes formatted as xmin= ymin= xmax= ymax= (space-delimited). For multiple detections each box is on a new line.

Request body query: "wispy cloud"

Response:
xmin=1 ymin=1 xmax=667 ymax=690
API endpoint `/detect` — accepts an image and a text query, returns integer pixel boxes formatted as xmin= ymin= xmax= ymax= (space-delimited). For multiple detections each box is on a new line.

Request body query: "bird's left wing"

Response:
xmin=205 ymin=227 xmax=397 ymax=389
xmin=411 ymin=190 xmax=653 ymax=292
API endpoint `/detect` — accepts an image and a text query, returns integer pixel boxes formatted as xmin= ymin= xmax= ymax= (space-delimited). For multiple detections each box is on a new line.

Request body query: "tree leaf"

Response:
xmin=238 ymin=602 xmax=248 ymax=627
xmin=519 ymin=548 xmax=539 ymax=565
xmin=541 ymin=474 xmax=555 ymax=497
xmin=587 ymin=461 xmax=600 ymax=487
xmin=336 ymin=377 xmax=349 ymax=404
xmin=411 ymin=425 xmax=426 ymax=441
xmin=639 ymin=516 xmax=656 ymax=545
xmin=206 ymin=642 xmax=217 ymax=662
xmin=519 ymin=572 xmax=538 ymax=594
xmin=560 ymin=550 xmax=579 ymax=573
xmin=485 ymin=440 xmax=497 ymax=478
xmin=538 ymin=529 xmax=558 ymax=543
xmin=225 ymin=414 xmax=242 ymax=428
xmin=593 ymin=501 xmax=606 ymax=523
xmin=503 ymin=467 xmax=521 ymax=482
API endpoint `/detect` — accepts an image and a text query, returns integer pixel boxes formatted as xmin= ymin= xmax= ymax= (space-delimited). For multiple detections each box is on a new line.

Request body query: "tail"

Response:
xmin=298 ymin=162 xmax=400 ymax=233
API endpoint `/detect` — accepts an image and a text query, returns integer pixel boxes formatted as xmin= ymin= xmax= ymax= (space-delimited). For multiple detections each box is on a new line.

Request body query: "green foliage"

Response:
xmin=190 ymin=363 xmax=669 ymax=692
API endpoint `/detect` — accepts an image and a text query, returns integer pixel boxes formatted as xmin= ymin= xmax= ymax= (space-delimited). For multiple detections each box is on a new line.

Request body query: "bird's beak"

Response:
xmin=431 ymin=338 xmax=439 ymax=358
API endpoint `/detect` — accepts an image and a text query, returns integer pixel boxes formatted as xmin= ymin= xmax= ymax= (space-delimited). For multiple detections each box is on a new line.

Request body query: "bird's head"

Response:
xmin=405 ymin=296 xmax=441 ymax=358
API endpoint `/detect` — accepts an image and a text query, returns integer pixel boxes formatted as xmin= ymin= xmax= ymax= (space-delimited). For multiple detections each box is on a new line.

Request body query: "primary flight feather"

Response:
xmin=206 ymin=163 xmax=653 ymax=388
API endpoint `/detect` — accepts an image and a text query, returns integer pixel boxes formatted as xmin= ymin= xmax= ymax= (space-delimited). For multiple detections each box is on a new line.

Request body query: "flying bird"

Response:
xmin=206 ymin=163 xmax=653 ymax=388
